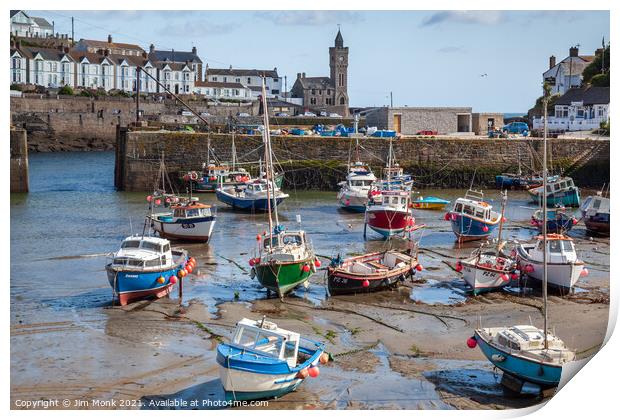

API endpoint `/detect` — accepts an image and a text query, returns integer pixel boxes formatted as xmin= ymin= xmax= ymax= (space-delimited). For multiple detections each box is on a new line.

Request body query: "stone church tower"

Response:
xmin=329 ymin=29 xmax=349 ymax=116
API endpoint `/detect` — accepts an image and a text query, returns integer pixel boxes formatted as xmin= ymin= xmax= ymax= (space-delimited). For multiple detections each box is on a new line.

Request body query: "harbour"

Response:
xmin=10 ymin=151 xmax=609 ymax=409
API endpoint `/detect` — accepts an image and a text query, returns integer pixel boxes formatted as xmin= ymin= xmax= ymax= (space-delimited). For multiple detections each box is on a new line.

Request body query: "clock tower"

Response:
xmin=329 ymin=28 xmax=349 ymax=115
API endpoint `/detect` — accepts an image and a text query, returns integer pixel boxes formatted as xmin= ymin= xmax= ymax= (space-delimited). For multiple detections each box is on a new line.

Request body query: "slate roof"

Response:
xmin=19 ymin=46 xmax=74 ymax=62
xmin=206 ymin=68 xmax=278 ymax=78
xmin=555 ymin=86 xmax=609 ymax=106
xmin=78 ymin=38 xmax=145 ymax=52
xmin=195 ymin=80 xmax=246 ymax=89
xmin=32 ymin=17 xmax=53 ymax=29
xmin=297 ymin=76 xmax=333 ymax=89
xmin=151 ymin=49 xmax=202 ymax=64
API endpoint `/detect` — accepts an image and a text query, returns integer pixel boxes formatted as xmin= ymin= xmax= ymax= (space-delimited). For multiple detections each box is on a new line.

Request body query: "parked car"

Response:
xmin=237 ymin=112 xmax=250 ymax=117
xmin=502 ymin=122 xmax=529 ymax=135
xmin=179 ymin=110 xmax=193 ymax=116
xmin=329 ymin=113 xmax=342 ymax=118
xmin=200 ymin=112 xmax=211 ymax=117
xmin=319 ymin=111 xmax=328 ymax=117
xmin=303 ymin=111 xmax=317 ymax=117
xmin=275 ymin=112 xmax=289 ymax=117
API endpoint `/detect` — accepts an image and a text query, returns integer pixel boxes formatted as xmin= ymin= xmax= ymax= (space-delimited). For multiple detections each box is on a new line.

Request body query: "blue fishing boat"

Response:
xmin=470 ymin=326 xmax=574 ymax=388
xmin=216 ymin=179 xmax=288 ymax=212
xmin=530 ymin=207 xmax=577 ymax=233
xmin=105 ymin=235 xmax=189 ymax=306
xmin=217 ymin=318 xmax=327 ymax=401
xmin=412 ymin=195 xmax=450 ymax=210
xmin=446 ymin=190 xmax=501 ymax=241
xmin=527 ymin=177 xmax=580 ymax=207
xmin=495 ymin=173 xmax=558 ymax=190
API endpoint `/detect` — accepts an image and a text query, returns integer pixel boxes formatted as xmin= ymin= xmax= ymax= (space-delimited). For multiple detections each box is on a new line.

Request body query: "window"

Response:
xmin=121 ymin=240 xmax=140 ymax=248
xmin=235 ymin=78 xmax=240 ymax=83
xmin=340 ymin=97 xmax=345 ymax=105
xmin=463 ymin=205 xmax=474 ymax=216
xmin=311 ymin=89 xmax=316 ymax=95
xmin=549 ymin=241 xmax=562 ymax=254
xmin=283 ymin=235 xmax=302 ymax=245
xmin=235 ymin=327 xmax=258 ymax=347
xmin=274 ymin=78 xmax=279 ymax=82
xmin=212 ymin=76 xmax=217 ymax=81
xmin=455 ymin=203 xmax=463 ymax=213
xmin=247 ymin=77 xmax=251 ymax=84
xmin=223 ymin=77 xmax=227 ymax=82
xmin=310 ymin=98 xmax=316 ymax=105
xmin=140 ymin=241 xmax=161 ymax=252
xmin=561 ymin=240 xmax=574 ymax=253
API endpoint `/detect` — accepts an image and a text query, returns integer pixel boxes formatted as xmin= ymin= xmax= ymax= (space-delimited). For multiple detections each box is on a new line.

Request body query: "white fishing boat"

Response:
xmin=149 ymin=198 xmax=216 ymax=242
xmin=337 ymin=139 xmax=376 ymax=212
xmin=216 ymin=178 xmax=289 ymax=212
xmin=217 ymin=317 xmax=327 ymax=401
xmin=580 ymin=191 xmax=610 ymax=235
xmin=457 ymin=191 xmax=516 ymax=294
xmin=516 ymin=234 xmax=586 ymax=290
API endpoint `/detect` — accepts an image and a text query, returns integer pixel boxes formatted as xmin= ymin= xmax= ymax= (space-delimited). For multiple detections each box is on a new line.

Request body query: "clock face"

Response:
xmin=338 ymin=56 xmax=344 ymax=62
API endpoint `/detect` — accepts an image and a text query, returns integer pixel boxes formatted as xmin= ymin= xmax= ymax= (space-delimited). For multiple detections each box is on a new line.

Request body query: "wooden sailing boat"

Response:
xmin=469 ymin=91 xmax=575 ymax=390
xmin=249 ymin=79 xmax=318 ymax=298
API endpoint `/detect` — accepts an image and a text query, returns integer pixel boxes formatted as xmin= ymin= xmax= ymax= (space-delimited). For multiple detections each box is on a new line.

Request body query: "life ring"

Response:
xmin=190 ymin=171 xmax=198 ymax=181
xmin=235 ymin=175 xmax=242 ymax=182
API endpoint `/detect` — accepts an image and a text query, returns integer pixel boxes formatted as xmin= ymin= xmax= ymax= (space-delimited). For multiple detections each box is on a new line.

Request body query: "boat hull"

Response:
xmin=582 ymin=213 xmax=610 ymax=235
xmin=150 ymin=215 xmax=215 ymax=242
xmin=366 ymin=209 xmax=412 ymax=238
xmin=475 ymin=331 xmax=563 ymax=388
xmin=412 ymin=200 xmax=449 ymax=210
xmin=105 ymin=259 xmax=186 ymax=306
xmin=254 ymin=258 xmax=314 ymax=296
xmin=216 ymin=190 xmax=286 ymax=212
xmin=516 ymin=247 xmax=583 ymax=289
xmin=337 ymin=190 xmax=368 ymax=212
xmin=461 ymin=258 xmax=513 ymax=294
xmin=450 ymin=214 xmax=498 ymax=241
xmin=327 ymin=269 xmax=409 ymax=295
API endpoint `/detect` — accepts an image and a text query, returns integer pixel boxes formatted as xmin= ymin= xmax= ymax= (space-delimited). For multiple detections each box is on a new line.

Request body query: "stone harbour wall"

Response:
xmin=115 ymin=130 xmax=610 ymax=191
xmin=10 ymin=128 xmax=29 ymax=193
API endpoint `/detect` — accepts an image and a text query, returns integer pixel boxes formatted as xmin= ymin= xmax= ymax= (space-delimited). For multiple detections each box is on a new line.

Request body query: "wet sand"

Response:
xmin=11 ymin=237 xmax=609 ymax=409
xmin=10 ymin=160 xmax=610 ymax=410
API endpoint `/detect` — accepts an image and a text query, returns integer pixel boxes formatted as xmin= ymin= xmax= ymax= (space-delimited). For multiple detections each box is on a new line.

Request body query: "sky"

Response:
xmin=35 ymin=10 xmax=610 ymax=112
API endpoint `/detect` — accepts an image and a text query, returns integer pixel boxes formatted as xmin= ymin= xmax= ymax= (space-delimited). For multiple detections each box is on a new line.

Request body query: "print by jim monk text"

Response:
xmin=13 ymin=398 xmax=269 ymax=409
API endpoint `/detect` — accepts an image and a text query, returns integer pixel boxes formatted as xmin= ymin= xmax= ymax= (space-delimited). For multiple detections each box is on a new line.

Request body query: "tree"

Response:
xmin=582 ymin=46 xmax=610 ymax=86
xmin=58 ymin=85 xmax=74 ymax=95
xmin=590 ymin=73 xmax=610 ymax=87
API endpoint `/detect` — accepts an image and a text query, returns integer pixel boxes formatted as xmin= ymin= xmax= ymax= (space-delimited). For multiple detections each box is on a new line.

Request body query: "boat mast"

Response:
xmin=387 ymin=138 xmax=393 ymax=190
xmin=261 ymin=78 xmax=279 ymax=229
xmin=542 ymin=90 xmax=549 ymax=350
xmin=496 ymin=190 xmax=507 ymax=258
xmin=231 ymin=130 xmax=237 ymax=171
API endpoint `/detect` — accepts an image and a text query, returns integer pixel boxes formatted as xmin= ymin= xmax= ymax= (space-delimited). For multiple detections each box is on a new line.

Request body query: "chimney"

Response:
xmin=569 ymin=46 xmax=579 ymax=57
xmin=229 ymin=64 xmax=232 ymax=70
xmin=104 ymin=49 xmax=109 ymax=57
xmin=64 ymin=46 xmax=70 ymax=54
xmin=107 ymin=34 xmax=112 ymax=44
xmin=297 ymin=72 xmax=301 ymax=79
xmin=549 ymin=55 xmax=556 ymax=69
xmin=192 ymin=46 xmax=197 ymax=55
xmin=142 ymin=51 xmax=147 ymax=58
xmin=149 ymin=44 xmax=155 ymax=54
xmin=302 ymin=72 xmax=306 ymax=78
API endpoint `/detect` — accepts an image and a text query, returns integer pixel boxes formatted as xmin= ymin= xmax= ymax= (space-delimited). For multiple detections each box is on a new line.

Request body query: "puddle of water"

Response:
xmin=410 ymin=279 xmax=468 ymax=305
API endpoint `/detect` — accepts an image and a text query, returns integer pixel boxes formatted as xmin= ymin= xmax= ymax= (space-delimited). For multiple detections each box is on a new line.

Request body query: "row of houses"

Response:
xmin=532 ymin=86 xmax=609 ymax=132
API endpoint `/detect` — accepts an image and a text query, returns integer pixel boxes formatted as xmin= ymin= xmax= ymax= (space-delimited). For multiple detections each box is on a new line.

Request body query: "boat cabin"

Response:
xmin=452 ymin=190 xmax=494 ymax=221
xmin=531 ymin=234 xmax=577 ymax=263
xmin=496 ymin=325 xmax=544 ymax=352
xmin=113 ymin=236 xmax=173 ymax=269
xmin=232 ymin=318 xmax=300 ymax=367
xmin=543 ymin=177 xmax=576 ymax=195
xmin=580 ymin=194 xmax=610 ymax=215
xmin=262 ymin=230 xmax=307 ymax=251
xmin=383 ymin=166 xmax=404 ymax=179
xmin=172 ymin=203 xmax=212 ymax=219
xmin=373 ymin=190 xmax=410 ymax=209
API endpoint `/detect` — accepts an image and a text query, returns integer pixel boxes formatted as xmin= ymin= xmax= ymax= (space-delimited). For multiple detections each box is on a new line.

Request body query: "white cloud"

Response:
xmin=421 ymin=11 xmax=504 ymax=27
xmin=254 ymin=11 xmax=362 ymax=26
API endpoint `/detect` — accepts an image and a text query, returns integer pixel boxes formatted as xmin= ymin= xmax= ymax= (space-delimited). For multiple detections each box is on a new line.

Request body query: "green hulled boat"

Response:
xmin=252 ymin=231 xmax=317 ymax=297
xmin=249 ymin=78 xmax=317 ymax=298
